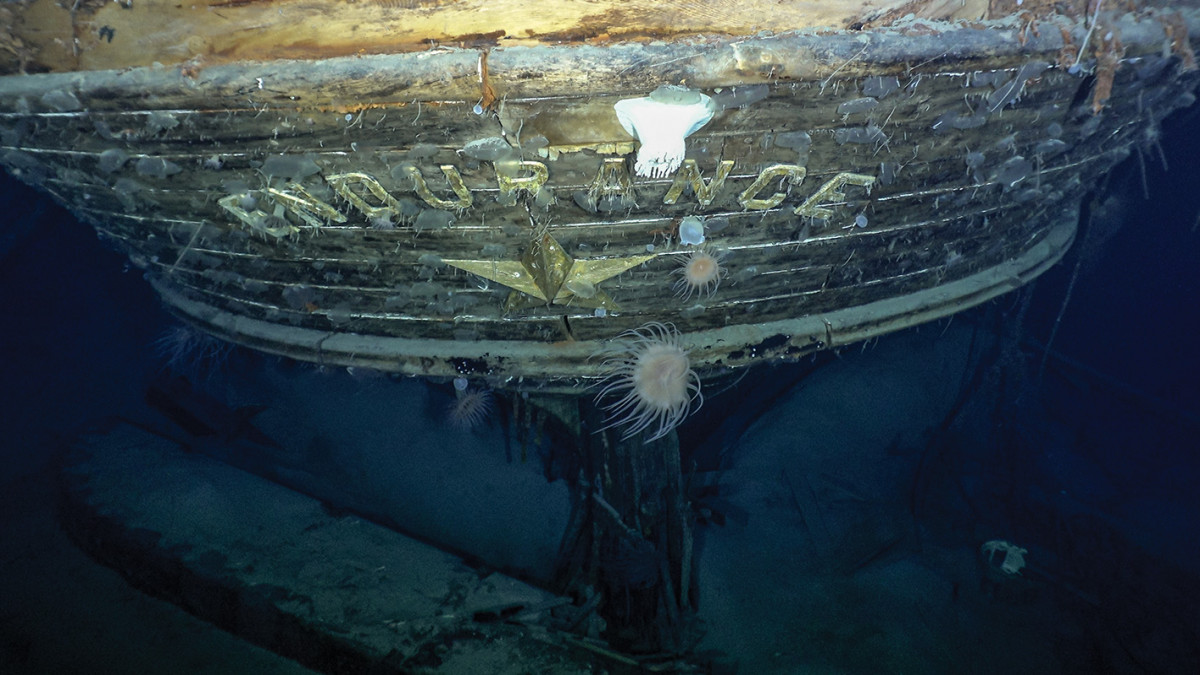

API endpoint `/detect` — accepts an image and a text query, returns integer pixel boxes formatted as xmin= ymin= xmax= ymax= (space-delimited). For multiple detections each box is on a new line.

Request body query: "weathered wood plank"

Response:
xmin=3 ymin=9 xmax=1198 ymax=385
xmin=4 ymin=0 xmax=1011 ymax=75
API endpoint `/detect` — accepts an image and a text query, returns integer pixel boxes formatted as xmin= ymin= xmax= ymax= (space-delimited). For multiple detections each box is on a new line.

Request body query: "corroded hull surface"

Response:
xmin=2 ymin=8 xmax=1198 ymax=388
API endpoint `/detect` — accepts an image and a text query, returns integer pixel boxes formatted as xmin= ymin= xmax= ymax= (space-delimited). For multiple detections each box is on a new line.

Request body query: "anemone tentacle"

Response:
xmin=591 ymin=322 xmax=703 ymax=442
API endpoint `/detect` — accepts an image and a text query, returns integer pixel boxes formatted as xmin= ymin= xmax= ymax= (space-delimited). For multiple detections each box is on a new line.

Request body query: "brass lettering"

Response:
xmin=218 ymin=193 xmax=299 ymax=239
xmin=217 ymin=193 xmax=258 ymax=227
xmin=585 ymin=157 xmax=634 ymax=205
xmin=404 ymin=164 xmax=473 ymax=210
xmin=326 ymin=172 xmax=400 ymax=220
xmin=663 ymin=159 xmax=735 ymax=207
xmin=265 ymin=184 xmax=347 ymax=228
xmin=793 ymin=172 xmax=876 ymax=219
xmin=738 ymin=164 xmax=806 ymax=210
xmin=495 ymin=160 xmax=549 ymax=198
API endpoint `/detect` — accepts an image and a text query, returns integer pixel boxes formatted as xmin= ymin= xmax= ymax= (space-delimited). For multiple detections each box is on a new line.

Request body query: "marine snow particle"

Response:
xmin=673 ymin=249 xmax=724 ymax=300
xmin=614 ymin=85 xmax=715 ymax=179
xmin=594 ymin=322 xmax=702 ymax=442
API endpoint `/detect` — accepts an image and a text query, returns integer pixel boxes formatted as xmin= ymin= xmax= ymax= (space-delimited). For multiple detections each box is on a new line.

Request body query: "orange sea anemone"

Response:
xmin=593 ymin=322 xmax=702 ymax=442
xmin=673 ymin=248 xmax=724 ymax=300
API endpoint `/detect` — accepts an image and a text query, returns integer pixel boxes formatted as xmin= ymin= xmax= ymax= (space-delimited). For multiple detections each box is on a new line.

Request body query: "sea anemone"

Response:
xmin=673 ymin=248 xmax=724 ymax=300
xmin=593 ymin=322 xmax=702 ymax=442
xmin=153 ymin=324 xmax=231 ymax=379
xmin=447 ymin=377 xmax=493 ymax=430
xmin=613 ymin=85 xmax=716 ymax=179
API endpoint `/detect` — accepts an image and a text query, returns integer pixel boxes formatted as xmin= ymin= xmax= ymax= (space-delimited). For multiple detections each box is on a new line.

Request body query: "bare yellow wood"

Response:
xmin=10 ymin=0 xmax=930 ymax=73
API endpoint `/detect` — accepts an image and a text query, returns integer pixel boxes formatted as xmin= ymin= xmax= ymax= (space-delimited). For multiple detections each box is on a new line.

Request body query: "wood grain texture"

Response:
xmin=5 ymin=0 xmax=930 ymax=74
xmin=2 ymin=6 xmax=1198 ymax=385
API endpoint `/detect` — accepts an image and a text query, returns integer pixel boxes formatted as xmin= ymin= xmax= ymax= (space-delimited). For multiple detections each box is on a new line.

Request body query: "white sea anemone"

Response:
xmin=153 ymin=324 xmax=231 ymax=379
xmin=447 ymin=379 xmax=493 ymax=430
xmin=614 ymin=85 xmax=716 ymax=179
xmin=593 ymin=322 xmax=702 ymax=442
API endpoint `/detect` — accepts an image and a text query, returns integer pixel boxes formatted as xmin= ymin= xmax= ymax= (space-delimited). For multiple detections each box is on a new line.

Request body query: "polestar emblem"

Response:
xmin=444 ymin=232 xmax=654 ymax=311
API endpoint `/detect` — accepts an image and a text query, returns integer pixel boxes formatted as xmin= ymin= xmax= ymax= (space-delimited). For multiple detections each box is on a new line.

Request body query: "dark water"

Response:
xmin=2 ymin=105 xmax=1199 ymax=673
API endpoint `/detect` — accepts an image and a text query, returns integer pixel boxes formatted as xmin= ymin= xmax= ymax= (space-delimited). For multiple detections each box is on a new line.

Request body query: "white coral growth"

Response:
xmin=614 ymin=85 xmax=715 ymax=179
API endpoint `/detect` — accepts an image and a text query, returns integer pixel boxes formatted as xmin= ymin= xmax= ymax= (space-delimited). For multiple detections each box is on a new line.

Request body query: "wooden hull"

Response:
xmin=2 ymin=5 xmax=1198 ymax=388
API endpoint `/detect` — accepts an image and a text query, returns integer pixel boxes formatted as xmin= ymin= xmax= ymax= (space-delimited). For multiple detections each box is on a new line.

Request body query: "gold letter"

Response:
xmin=738 ymin=164 xmax=806 ymax=210
xmin=585 ymin=157 xmax=635 ymax=206
xmin=265 ymin=184 xmax=348 ymax=228
xmin=218 ymin=193 xmax=299 ymax=239
xmin=219 ymin=184 xmax=346 ymax=238
xmin=663 ymin=159 xmax=735 ymax=207
xmin=495 ymin=160 xmax=549 ymax=199
xmin=404 ymin=164 xmax=473 ymax=210
xmin=326 ymin=172 xmax=400 ymax=220
xmin=794 ymin=172 xmax=876 ymax=219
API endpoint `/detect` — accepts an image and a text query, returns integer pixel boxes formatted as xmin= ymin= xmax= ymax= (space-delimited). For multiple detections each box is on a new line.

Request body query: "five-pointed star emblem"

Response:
xmin=443 ymin=231 xmax=655 ymax=311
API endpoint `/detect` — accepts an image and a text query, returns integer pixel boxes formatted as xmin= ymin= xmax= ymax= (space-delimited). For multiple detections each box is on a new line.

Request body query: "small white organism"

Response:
xmin=614 ymin=85 xmax=716 ymax=179
xmin=980 ymin=539 xmax=1028 ymax=576
xmin=678 ymin=216 xmax=706 ymax=246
